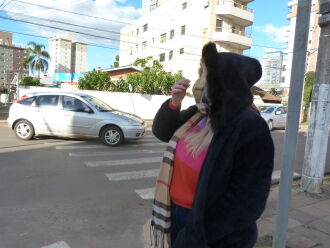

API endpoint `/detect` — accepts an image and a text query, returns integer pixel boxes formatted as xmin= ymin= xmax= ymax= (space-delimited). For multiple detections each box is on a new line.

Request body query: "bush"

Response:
xmin=20 ymin=76 xmax=41 ymax=86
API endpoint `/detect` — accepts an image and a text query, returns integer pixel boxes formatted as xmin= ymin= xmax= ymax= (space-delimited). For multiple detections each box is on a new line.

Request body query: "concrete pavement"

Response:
xmin=256 ymin=177 xmax=330 ymax=248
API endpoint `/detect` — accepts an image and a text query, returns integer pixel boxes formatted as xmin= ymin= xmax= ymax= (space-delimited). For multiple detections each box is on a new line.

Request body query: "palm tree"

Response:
xmin=23 ymin=41 xmax=50 ymax=80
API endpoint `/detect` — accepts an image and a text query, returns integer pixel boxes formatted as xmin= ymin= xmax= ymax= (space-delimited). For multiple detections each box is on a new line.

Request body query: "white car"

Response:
xmin=259 ymin=105 xmax=288 ymax=131
xmin=8 ymin=92 xmax=146 ymax=146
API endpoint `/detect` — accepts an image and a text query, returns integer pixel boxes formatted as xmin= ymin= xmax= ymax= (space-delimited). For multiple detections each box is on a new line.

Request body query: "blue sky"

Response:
xmin=0 ymin=0 xmax=290 ymax=71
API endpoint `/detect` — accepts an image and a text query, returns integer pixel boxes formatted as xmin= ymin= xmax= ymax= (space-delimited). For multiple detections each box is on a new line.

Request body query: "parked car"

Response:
xmin=258 ymin=105 xmax=287 ymax=131
xmin=8 ymin=92 xmax=146 ymax=146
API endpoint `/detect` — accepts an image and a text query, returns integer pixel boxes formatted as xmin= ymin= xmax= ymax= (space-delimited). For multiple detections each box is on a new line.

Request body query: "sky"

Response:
xmin=0 ymin=0 xmax=290 ymax=71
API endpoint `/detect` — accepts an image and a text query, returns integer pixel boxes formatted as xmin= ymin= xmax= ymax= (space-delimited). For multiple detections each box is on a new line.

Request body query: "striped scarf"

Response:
xmin=148 ymin=112 xmax=203 ymax=248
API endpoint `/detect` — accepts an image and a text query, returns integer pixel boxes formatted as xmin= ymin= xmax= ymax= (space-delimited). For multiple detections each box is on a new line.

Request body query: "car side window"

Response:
xmin=36 ymin=95 xmax=59 ymax=108
xmin=277 ymin=107 xmax=285 ymax=114
xmin=19 ymin=96 xmax=36 ymax=106
xmin=63 ymin=96 xmax=90 ymax=113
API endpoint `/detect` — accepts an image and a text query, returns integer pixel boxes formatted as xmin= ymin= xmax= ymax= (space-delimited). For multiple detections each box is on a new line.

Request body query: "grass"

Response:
xmin=300 ymin=121 xmax=310 ymax=126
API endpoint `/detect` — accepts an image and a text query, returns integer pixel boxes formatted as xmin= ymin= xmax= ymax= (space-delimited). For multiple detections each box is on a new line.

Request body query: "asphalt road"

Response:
xmin=0 ymin=124 xmax=329 ymax=248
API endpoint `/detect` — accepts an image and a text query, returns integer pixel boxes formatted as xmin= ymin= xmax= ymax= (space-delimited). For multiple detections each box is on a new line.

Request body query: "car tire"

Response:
xmin=101 ymin=126 xmax=124 ymax=146
xmin=14 ymin=120 xmax=34 ymax=140
xmin=268 ymin=120 xmax=273 ymax=131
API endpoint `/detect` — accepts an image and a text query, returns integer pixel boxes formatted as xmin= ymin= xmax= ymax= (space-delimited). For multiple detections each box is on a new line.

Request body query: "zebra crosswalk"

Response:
xmin=54 ymin=133 xmax=301 ymax=201
xmin=55 ymin=134 xmax=164 ymax=200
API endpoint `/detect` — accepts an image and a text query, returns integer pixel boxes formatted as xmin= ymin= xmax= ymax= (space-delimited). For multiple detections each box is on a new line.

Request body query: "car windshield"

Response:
xmin=81 ymin=95 xmax=113 ymax=112
xmin=259 ymin=106 xmax=276 ymax=114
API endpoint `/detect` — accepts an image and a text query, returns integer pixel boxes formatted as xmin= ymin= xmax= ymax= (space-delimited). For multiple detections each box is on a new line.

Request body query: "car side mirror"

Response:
xmin=275 ymin=111 xmax=282 ymax=115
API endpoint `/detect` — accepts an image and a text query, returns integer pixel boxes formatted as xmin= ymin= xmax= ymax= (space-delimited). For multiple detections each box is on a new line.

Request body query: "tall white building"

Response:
xmin=48 ymin=34 xmax=88 ymax=77
xmin=257 ymin=51 xmax=284 ymax=89
xmin=119 ymin=0 xmax=254 ymax=85
xmin=71 ymin=41 xmax=88 ymax=74
xmin=282 ymin=0 xmax=320 ymax=89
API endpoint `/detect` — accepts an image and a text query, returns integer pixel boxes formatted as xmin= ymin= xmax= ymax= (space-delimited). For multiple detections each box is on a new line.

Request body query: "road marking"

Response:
xmin=105 ymin=169 xmax=159 ymax=181
xmin=86 ymin=157 xmax=162 ymax=167
xmin=135 ymin=187 xmax=155 ymax=199
xmin=127 ymin=143 xmax=167 ymax=147
xmin=41 ymin=241 xmax=71 ymax=248
xmin=69 ymin=149 xmax=164 ymax=157
xmin=56 ymin=145 xmax=105 ymax=150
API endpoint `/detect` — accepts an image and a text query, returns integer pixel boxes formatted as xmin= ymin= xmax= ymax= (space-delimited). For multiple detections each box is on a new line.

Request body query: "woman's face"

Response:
xmin=193 ymin=63 xmax=207 ymax=103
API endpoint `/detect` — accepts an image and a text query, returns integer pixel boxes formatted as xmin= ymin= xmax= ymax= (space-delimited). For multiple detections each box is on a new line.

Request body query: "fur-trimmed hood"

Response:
xmin=202 ymin=42 xmax=262 ymax=128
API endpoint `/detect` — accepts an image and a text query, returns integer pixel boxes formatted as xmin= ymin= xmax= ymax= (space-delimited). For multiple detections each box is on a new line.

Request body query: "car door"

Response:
xmin=276 ymin=107 xmax=286 ymax=127
xmin=33 ymin=95 xmax=62 ymax=135
xmin=60 ymin=95 xmax=96 ymax=136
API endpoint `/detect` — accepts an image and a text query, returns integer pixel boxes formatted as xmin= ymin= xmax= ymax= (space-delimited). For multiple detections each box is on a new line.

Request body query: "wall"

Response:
xmin=18 ymin=87 xmax=196 ymax=119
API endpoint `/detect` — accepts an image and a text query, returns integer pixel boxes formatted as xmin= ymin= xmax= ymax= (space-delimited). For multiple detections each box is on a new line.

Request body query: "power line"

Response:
xmin=0 ymin=13 xmax=204 ymax=57
xmin=0 ymin=28 xmax=201 ymax=63
xmin=6 ymin=0 xmax=284 ymax=50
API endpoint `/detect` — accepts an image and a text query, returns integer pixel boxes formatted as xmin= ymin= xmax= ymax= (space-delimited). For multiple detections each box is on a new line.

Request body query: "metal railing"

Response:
xmin=217 ymin=0 xmax=254 ymax=13
xmin=215 ymin=27 xmax=251 ymax=38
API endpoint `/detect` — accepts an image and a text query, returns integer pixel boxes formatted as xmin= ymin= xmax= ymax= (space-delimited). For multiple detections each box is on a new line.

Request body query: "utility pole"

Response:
xmin=301 ymin=0 xmax=330 ymax=193
xmin=272 ymin=0 xmax=312 ymax=248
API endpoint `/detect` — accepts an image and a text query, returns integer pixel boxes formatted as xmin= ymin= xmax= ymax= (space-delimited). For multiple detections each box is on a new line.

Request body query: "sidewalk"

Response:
xmin=256 ymin=177 xmax=330 ymax=248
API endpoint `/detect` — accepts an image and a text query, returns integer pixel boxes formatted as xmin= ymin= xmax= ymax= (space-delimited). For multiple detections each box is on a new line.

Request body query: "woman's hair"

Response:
xmin=184 ymin=118 xmax=214 ymax=157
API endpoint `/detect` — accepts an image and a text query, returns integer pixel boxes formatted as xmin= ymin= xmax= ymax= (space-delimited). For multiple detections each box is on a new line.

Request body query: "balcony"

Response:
xmin=213 ymin=28 xmax=252 ymax=50
xmin=216 ymin=0 xmax=254 ymax=27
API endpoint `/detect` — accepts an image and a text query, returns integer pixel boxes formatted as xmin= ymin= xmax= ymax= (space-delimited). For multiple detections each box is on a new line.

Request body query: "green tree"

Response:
xmin=112 ymin=55 xmax=119 ymax=68
xmin=78 ymin=70 xmax=112 ymax=91
xmin=20 ymin=76 xmax=41 ymax=86
xmin=269 ymin=88 xmax=279 ymax=96
xmin=123 ymin=57 xmax=182 ymax=95
xmin=23 ymin=42 xmax=50 ymax=80
xmin=303 ymin=71 xmax=315 ymax=108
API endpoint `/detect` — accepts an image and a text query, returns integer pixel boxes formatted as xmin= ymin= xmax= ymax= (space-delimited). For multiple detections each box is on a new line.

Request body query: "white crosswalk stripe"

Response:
xmin=69 ymin=149 xmax=164 ymax=157
xmin=106 ymin=169 xmax=159 ymax=181
xmin=41 ymin=241 xmax=71 ymax=248
xmin=135 ymin=188 xmax=155 ymax=200
xmin=56 ymin=145 xmax=104 ymax=150
xmin=86 ymin=157 xmax=162 ymax=167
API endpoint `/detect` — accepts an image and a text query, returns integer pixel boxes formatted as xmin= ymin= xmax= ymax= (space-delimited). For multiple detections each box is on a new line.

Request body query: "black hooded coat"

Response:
xmin=152 ymin=43 xmax=274 ymax=248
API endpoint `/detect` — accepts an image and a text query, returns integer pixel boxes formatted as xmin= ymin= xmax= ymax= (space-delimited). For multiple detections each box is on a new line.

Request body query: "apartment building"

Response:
xmin=257 ymin=51 xmax=284 ymax=89
xmin=0 ymin=32 xmax=28 ymax=86
xmin=0 ymin=31 xmax=12 ymax=46
xmin=71 ymin=41 xmax=88 ymax=74
xmin=119 ymin=0 xmax=254 ymax=85
xmin=48 ymin=34 xmax=87 ymax=77
xmin=282 ymin=0 xmax=320 ymax=89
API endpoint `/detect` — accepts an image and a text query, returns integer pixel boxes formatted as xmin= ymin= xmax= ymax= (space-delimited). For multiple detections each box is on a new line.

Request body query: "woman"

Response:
xmin=149 ymin=42 xmax=274 ymax=248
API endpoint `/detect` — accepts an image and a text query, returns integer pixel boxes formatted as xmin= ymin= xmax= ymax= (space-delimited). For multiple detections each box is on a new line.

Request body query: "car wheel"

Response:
xmin=101 ymin=126 xmax=123 ymax=146
xmin=268 ymin=120 xmax=273 ymax=131
xmin=14 ymin=120 xmax=34 ymax=140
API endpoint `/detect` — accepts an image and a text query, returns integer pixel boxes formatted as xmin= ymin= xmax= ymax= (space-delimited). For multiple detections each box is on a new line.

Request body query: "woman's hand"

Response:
xmin=171 ymin=78 xmax=190 ymax=107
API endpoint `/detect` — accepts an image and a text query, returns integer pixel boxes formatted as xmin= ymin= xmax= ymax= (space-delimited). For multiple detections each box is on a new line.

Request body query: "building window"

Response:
xmin=169 ymin=50 xmax=173 ymax=60
xmin=179 ymin=48 xmax=184 ymax=54
xmin=136 ymin=28 xmax=139 ymax=36
xmin=142 ymin=41 xmax=147 ymax=50
xmin=159 ymin=53 xmax=165 ymax=62
xmin=181 ymin=25 xmax=186 ymax=35
xmin=130 ymin=47 xmax=133 ymax=55
xmin=216 ymin=19 xmax=223 ymax=32
xmin=170 ymin=30 xmax=174 ymax=39
xmin=143 ymin=24 xmax=148 ymax=32
xmin=160 ymin=33 xmax=167 ymax=43
xmin=136 ymin=44 xmax=138 ymax=51
xmin=182 ymin=2 xmax=187 ymax=9
xmin=152 ymin=38 xmax=155 ymax=43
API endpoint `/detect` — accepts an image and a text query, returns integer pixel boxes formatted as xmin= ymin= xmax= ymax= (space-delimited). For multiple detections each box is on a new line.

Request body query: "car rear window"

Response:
xmin=18 ymin=96 xmax=36 ymax=106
